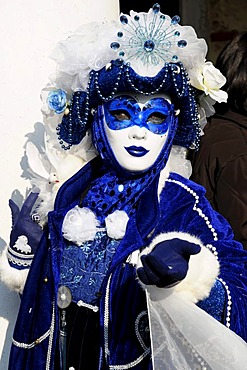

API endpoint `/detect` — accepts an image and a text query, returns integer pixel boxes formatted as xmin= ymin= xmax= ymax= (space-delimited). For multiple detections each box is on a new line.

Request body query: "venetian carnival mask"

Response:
xmin=92 ymin=93 xmax=178 ymax=173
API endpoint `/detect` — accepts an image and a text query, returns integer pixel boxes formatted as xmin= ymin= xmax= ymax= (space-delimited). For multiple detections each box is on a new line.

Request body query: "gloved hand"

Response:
xmin=137 ymin=238 xmax=201 ymax=288
xmin=9 ymin=192 xmax=43 ymax=254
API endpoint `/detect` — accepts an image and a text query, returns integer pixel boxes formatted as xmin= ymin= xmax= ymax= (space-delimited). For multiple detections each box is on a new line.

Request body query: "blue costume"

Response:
xmin=7 ymin=157 xmax=247 ymax=369
xmin=1 ymin=4 xmax=247 ymax=370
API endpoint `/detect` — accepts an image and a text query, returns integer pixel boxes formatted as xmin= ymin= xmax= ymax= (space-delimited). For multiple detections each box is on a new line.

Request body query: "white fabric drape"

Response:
xmin=146 ymin=288 xmax=247 ymax=370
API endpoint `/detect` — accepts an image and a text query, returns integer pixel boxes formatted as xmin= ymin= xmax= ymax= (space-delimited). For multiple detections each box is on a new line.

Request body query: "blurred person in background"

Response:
xmin=191 ymin=32 xmax=247 ymax=250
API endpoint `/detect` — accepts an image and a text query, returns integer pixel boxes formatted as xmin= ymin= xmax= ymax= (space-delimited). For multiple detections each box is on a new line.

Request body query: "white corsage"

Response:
xmin=62 ymin=206 xmax=100 ymax=245
xmin=188 ymin=61 xmax=228 ymax=103
xmin=105 ymin=210 xmax=129 ymax=239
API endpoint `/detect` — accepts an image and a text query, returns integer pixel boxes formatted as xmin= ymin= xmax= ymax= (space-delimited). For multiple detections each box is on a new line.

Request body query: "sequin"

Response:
xmin=197 ymin=279 xmax=225 ymax=321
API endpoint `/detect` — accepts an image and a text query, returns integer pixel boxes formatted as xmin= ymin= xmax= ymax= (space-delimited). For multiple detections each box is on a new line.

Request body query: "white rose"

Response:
xmin=189 ymin=61 xmax=228 ymax=103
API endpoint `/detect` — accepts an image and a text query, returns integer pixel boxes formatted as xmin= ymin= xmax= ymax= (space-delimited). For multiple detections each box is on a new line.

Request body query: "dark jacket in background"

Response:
xmin=191 ymin=110 xmax=247 ymax=249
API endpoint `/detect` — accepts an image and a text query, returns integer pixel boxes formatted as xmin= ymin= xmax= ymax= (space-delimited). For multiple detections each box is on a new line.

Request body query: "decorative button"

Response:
xmin=57 ymin=286 xmax=72 ymax=309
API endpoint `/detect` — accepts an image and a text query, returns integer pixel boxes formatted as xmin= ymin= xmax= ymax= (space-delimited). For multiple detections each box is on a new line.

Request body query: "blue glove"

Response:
xmin=137 ymin=238 xmax=201 ymax=288
xmin=9 ymin=192 xmax=43 ymax=254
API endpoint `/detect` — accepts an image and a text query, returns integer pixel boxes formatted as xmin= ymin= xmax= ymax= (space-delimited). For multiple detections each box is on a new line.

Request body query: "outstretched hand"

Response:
xmin=137 ymin=238 xmax=201 ymax=288
xmin=9 ymin=192 xmax=43 ymax=254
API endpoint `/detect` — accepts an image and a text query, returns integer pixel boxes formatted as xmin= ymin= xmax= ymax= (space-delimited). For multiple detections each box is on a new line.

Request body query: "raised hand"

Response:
xmin=137 ymin=238 xmax=201 ymax=288
xmin=9 ymin=191 xmax=43 ymax=254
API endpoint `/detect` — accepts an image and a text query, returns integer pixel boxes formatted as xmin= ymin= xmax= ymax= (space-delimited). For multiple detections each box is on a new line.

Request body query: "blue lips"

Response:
xmin=125 ymin=146 xmax=149 ymax=157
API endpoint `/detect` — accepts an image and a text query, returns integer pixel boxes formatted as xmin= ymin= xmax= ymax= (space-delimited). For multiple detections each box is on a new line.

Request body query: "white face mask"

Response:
xmin=102 ymin=93 xmax=174 ymax=172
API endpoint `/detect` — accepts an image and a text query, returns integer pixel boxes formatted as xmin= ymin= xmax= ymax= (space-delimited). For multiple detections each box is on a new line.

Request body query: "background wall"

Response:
xmin=0 ymin=1 xmax=119 ymax=367
xmin=181 ymin=0 xmax=247 ymax=61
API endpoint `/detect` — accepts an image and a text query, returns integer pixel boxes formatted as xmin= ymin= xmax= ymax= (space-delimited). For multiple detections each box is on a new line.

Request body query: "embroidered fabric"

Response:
xmin=146 ymin=289 xmax=247 ymax=370
xmin=60 ymin=230 xmax=120 ymax=305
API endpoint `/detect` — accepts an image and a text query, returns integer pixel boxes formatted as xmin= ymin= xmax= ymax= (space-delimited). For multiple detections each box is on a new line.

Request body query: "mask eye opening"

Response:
xmin=147 ymin=112 xmax=168 ymax=125
xmin=110 ymin=109 xmax=131 ymax=121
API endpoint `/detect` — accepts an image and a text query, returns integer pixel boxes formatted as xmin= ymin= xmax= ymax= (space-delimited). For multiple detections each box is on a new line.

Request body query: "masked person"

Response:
xmin=1 ymin=4 xmax=247 ymax=370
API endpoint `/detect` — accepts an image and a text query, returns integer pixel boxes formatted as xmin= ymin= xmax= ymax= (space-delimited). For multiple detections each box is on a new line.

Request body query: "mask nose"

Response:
xmin=128 ymin=126 xmax=147 ymax=140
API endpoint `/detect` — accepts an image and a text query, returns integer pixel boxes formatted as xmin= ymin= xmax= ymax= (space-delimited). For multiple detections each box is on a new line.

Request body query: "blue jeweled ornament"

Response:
xmin=111 ymin=5 xmax=188 ymax=68
xmin=144 ymin=40 xmax=155 ymax=52
xmin=171 ymin=15 xmax=180 ymax=25
xmin=177 ymin=40 xmax=187 ymax=48
xmin=120 ymin=15 xmax=128 ymax=24
xmin=152 ymin=3 xmax=160 ymax=14
xmin=110 ymin=42 xmax=120 ymax=50
xmin=47 ymin=89 xmax=67 ymax=114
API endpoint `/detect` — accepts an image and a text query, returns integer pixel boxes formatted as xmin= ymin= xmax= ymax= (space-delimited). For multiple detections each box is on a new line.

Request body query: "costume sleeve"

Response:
xmin=155 ymin=174 xmax=247 ymax=341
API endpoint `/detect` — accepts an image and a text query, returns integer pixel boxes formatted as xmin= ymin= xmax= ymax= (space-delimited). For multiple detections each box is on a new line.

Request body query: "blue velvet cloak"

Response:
xmin=8 ymin=157 xmax=247 ymax=369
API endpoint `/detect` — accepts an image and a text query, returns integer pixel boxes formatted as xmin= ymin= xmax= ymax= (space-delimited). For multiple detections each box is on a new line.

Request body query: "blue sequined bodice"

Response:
xmin=60 ymin=229 xmax=120 ymax=306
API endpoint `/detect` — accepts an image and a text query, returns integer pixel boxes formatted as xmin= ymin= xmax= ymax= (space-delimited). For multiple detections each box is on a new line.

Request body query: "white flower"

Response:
xmin=188 ymin=61 xmax=228 ymax=103
xmin=62 ymin=206 xmax=100 ymax=245
xmin=105 ymin=210 xmax=129 ymax=239
xmin=198 ymin=94 xmax=216 ymax=117
xmin=198 ymin=107 xmax=207 ymax=133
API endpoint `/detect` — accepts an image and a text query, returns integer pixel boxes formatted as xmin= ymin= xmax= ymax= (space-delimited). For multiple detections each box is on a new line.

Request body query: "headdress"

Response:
xmin=43 ymin=3 xmax=227 ymax=152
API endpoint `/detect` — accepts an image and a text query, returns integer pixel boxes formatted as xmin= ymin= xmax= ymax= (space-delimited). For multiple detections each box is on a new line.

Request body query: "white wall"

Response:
xmin=0 ymin=0 xmax=119 ymax=367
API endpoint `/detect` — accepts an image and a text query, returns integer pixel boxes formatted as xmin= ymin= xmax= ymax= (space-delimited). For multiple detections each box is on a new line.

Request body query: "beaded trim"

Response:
xmin=135 ymin=311 xmax=149 ymax=350
xmin=166 ymin=177 xmax=234 ymax=329
xmin=104 ymin=274 xmax=112 ymax=361
xmin=217 ymin=277 xmax=232 ymax=329
xmin=7 ymin=248 xmax=34 ymax=267
xmin=95 ymin=63 xmax=125 ymax=102
xmin=104 ymin=274 xmax=150 ymax=369
xmin=77 ymin=299 xmax=99 ymax=312
xmin=125 ymin=63 xmax=169 ymax=96
xmin=166 ymin=178 xmax=218 ymax=242
xmin=12 ymin=329 xmax=50 ymax=349
xmin=46 ymin=301 xmax=55 ymax=370
xmin=12 ymin=300 xmax=56 ymax=370
xmin=57 ymin=71 xmax=93 ymax=150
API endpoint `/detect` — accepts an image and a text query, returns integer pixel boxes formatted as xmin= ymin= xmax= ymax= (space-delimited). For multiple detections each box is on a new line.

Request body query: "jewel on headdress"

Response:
xmin=153 ymin=3 xmax=161 ymax=14
xmin=111 ymin=3 xmax=188 ymax=69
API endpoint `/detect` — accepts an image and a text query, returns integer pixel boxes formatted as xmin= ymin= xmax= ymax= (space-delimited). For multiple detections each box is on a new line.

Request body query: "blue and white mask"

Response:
xmin=92 ymin=93 xmax=178 ymax=175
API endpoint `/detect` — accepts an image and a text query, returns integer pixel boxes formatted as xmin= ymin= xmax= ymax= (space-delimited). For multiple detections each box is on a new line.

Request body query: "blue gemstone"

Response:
xmin=171 ymin=15 xmax=180 ymax=25
xmin=174 ymin=31 xmax=180 ymax=36
xmin=177 ymin=40 xmax=187 ymax=48
xmin=110 ymin=42 xmax=120 ymax=50
xmin=134 ymin=15 xmax=140 ymax=21
xmin=117 ymin=31 xmax=123 ymax=38
xmin=160 ymin=15 xmax=165 ymax=20
xmin=152 ymin=3 xmax=160 ymax=14
xmin=119 ymin=51 xmax=125 ymax=57
xmin=144 ymin=40 xmax=155 ymax=52
xmin=120 ymin=15 xmax=128 ymax=24
xmin=172 ymin=55 xmax=178 ymax=61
